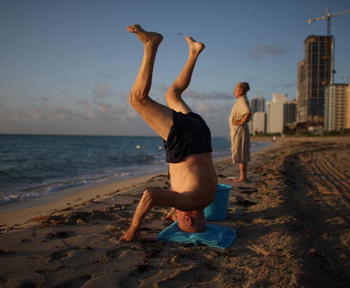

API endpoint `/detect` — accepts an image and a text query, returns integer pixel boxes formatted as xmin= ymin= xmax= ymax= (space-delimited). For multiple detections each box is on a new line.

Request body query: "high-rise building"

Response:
xmin=284 ymin=100 xmax=297 ymax=125
xmin=252 ymin=112 xmax=266 ymax=135
xmin=297 ymin=60 xmax=306 ymax=122
xmin=325 ymin=84 xmax=348 ymax=131
xmin=250 ymin=97 xmax=265 ymax=114
xmin=347 ymin=84 xmax=350 ymax=129
xmin=249 ymin=97 xmax=265 ymax=135
xmin=267 ymin=94 xmax=287 ymax=134
xmin=297 ymin=35 xmax=333 ymax=127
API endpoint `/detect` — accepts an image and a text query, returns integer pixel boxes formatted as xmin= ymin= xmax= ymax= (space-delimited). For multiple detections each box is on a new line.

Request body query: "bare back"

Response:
xmin=169 ymin=152 xmax=218 ymax=210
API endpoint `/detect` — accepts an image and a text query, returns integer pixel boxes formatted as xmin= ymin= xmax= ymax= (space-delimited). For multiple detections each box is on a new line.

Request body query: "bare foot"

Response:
xmin=126 ymin=24 xmax=163 ymax=46
xmin=185 ymin=36 xmax=205 ymax=55
xmin=232 ymin=178 xmax=247 ymax=183
xmin=227 ymin=176 xmax=247 ymax=183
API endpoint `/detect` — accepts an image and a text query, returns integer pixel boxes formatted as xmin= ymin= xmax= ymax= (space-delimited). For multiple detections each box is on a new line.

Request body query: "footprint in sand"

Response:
xmin=55 ymin=274 xmax=92 ymax=288
xmin=48 ymin=246 xmax=80 ymax=262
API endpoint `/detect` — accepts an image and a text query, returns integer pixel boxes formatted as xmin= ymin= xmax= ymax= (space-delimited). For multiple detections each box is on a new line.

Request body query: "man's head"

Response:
xmin=176 ymin=210 xmax=206 ymax=233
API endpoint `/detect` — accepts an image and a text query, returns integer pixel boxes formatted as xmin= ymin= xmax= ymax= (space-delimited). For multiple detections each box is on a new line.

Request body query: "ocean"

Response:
xmin=0 ymin=134 xmax=269 ymax=206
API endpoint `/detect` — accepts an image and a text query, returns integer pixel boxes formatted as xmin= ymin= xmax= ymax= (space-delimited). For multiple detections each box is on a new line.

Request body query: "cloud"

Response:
xmin=93 ymin=99 xmax=118 ymax=116
xmin=2 ymin=83 xmax=233 ymax=136
xmin=93 ymin=83 xmax=114 ymax=98
xmin=77 ymin=98 xmax=89 ymax=105
xmin=14 ymin=106 xmax=45 ymax=121
xmin=10 ymin=102 xmax=91 ymax=123
xmin=52 ymin=106 xmax=80 ymax=121
xmin=250 ymin=44 xmax=289 ymax=60
xmin=93 ymin=99 xmax=138 ymax=122
xmin=184 ymin=89 xmax=231 ymax=100
xmin=194 ymin=101 xmax=212 ymax=114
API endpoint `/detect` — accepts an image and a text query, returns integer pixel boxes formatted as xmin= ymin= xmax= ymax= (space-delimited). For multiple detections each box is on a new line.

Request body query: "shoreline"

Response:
xmin=0 ymin=135 xmax=232 ymax=210
xmin=0 ymin=173 xmax=163 ymax=227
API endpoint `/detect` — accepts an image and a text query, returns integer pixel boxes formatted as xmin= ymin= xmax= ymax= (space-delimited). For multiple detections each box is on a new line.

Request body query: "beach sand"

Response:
xmin=1 ymin=137 xmax=350 ymax=287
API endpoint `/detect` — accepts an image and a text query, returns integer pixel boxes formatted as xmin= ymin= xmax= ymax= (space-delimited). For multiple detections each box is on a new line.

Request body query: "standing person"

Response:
xmin=120 ymin=25 xmax=218 ymax=242
xmin=228 ymin=82 xmax=251 ymax=182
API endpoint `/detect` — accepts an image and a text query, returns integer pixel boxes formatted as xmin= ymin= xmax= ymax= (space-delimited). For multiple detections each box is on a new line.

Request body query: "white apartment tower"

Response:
xmin=267 ymin=94 xmax=287 ymax=134
xmin=325 ymin=84 xmax=348 ymax=131
xmin=252 ymin=112 xmax=266 ymax=135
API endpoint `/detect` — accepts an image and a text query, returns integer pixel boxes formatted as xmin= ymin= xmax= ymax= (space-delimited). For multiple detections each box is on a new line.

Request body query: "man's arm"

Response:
xmin=120 ymin=188 xmax=192 ymax=241
xmin=119 ymin=189 xmax=154 ymax=241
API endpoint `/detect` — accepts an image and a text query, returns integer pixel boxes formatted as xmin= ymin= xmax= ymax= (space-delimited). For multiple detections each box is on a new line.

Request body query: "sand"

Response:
xmin=0 ymin=136 xmax=350 ymax=287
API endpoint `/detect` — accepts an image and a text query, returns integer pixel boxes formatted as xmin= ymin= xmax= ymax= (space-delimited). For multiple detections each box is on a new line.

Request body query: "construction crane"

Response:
xmin=308 ymin=8 xmax=350 ymax=35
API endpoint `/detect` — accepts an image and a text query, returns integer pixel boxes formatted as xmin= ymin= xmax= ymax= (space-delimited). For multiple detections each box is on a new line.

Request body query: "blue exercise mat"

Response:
xmin=157 ymin=222 xmax=237 ymax=249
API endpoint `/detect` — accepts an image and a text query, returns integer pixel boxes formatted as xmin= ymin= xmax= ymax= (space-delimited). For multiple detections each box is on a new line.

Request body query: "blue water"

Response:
xmin=0 ymin=135 xmax=269 ymax=205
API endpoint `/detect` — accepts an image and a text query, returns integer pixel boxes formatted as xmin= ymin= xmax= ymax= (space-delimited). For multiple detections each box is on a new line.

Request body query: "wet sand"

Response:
xmin=0 ymin=136 xmax=349 ymax=287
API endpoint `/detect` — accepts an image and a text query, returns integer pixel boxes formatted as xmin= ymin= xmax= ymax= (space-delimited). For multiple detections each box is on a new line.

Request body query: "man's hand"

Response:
xmin=164 ymin=207 xmax=177 ymax=222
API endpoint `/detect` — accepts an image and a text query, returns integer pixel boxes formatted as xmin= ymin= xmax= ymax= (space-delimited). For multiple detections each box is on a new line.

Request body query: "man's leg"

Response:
xmin=127 ymin=24 xmax=173 ymax=141
xmin=164 ymin=37 xmax=205 ymax=219
xmin=165 ymin=36 xmax=205 ymax=113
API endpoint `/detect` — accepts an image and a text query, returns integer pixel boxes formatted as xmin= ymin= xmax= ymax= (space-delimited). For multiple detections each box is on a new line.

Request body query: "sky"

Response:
xmin=0 ymin=0 xmax=349 ymax=137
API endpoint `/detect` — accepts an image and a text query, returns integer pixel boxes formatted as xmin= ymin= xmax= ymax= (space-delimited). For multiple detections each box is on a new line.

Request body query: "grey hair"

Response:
xmin=238 ymin=82 xmax=250 ymax=94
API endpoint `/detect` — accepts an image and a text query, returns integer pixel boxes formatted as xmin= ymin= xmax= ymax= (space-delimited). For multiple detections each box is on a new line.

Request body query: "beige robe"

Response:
xmin=229 ymin=96 xmax=251 ymax=163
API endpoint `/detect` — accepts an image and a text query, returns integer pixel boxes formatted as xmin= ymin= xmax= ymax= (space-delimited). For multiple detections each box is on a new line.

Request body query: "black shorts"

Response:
xmin=163 ymin=110 xmax=212 ymax=163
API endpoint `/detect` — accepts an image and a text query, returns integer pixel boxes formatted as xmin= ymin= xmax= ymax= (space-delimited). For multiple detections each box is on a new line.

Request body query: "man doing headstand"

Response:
xmin=120 ymin=25 xmax=218 ymax=242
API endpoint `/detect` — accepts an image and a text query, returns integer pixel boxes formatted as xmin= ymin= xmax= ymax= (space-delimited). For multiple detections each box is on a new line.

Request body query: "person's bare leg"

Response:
xmin=233 ymin=163 xmax=247 ymax=182
xmin=127 ymin=25 xmax=173 ymax=140
xmin=164 ymin=36 xmax=205 ymax=217
xmin=166 ymin=36 xmax=205 ymax=113
xmin=127 ymin=25 xmax=162 ymax=100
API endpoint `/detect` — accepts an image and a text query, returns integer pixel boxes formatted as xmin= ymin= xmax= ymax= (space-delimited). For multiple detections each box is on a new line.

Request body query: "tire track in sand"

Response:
xmin=305 ymin=148 xmax=350 ymax=223
xmin=318 ymin=152 xmax=350 ymax=199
